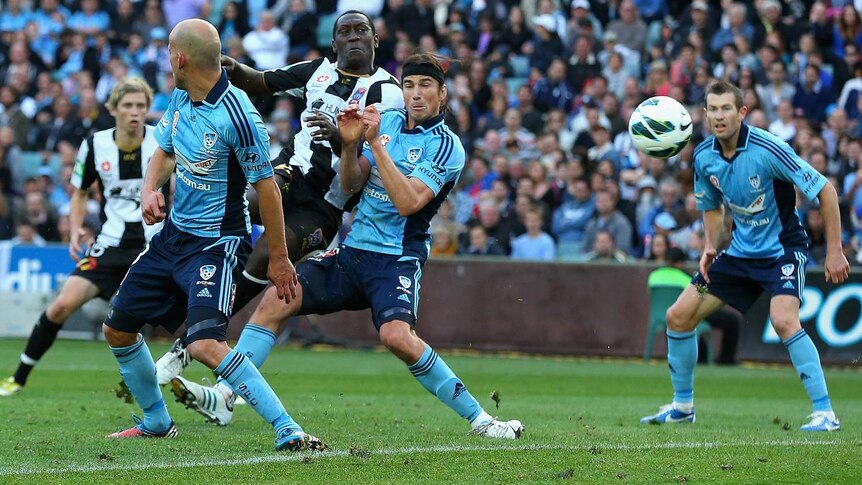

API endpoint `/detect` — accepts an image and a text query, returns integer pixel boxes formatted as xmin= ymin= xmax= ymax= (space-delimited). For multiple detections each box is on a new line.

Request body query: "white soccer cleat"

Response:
xmin=639 ymin=403 xmax=696 ymax=424
xmin=155 ymin=339 xmax=191 ymax=386
xmin=170 ymin=376 xmax=233 ymax=426
xmin=800 ymin=411 xmax=840 ymax=432
xmin=471 ymin=418 xmax=524 ymax=439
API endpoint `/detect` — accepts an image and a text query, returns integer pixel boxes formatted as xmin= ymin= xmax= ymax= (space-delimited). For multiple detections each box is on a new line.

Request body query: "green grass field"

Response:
xmin=1 ymin=339 xmax=860 ymax=484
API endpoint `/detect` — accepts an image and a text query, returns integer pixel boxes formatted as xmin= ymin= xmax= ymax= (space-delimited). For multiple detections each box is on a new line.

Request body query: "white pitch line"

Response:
xmin=0 ymin=439 xmax=846 ymax=477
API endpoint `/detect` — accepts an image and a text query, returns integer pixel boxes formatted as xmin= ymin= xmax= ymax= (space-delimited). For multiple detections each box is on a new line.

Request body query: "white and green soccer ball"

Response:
xmin=628 ymin=96 xmax=692 ymax=159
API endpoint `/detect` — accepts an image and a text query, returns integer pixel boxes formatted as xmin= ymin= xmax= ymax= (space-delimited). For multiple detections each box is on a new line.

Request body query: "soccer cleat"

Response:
xmin=155 ymin=339 xmax=191 ymax=386
xmin=276 ymin=430 xmax=329 ymax=452
xmin=0 ymin=377 xmax=22 ymax=396
xmin=470 ymin=418 xmax=524 ymax=439
xmin=106 ymin=415 xmax=178 ymax=438
xmin=800 ymin=411 xmax=840 ymax=432
xmin=640 ymin=404 xmax=696 ymax=424
xmin=170 ymin=376 xmax=233 ymax=426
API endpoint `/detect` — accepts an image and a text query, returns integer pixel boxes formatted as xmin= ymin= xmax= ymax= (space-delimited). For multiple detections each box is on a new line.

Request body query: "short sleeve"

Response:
xmin=693 ymin=155 xmax=722 ymax=211
xmin=223 ymin=100 xmax=272 ymax=184
xmin=409 ymin=132 xmax=465 ymax=195
xmin=263 ymin=58 xmax=323 ymax=95
xmin=154 ymin=91 xmax=177 ymax=154
xmin=71 ymin=136 xmax=96 ymax=189
xmin=764 ymin=137 xmax=827 ymax=201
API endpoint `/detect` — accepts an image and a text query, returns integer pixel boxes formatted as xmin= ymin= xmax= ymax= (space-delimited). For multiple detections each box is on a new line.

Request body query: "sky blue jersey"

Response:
xmin=348 ymin=109 xmax=464 ymax=263
xmin=693 ymin=124 xmax=827 ymax=259
xmin=155 ymin=71 xmax=272 ymax=238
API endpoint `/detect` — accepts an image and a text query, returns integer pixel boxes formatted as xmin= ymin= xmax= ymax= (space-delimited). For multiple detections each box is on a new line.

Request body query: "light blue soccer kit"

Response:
xmin=665 ymin=123 xmax=834 ymax=417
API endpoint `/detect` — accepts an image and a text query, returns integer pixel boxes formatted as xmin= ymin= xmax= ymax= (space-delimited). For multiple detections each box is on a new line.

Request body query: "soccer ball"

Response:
xmin=628 ymin=96 xmax=692 ymax=159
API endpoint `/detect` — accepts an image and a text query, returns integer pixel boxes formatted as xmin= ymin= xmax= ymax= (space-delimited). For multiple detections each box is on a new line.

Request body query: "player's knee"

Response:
xmin=102 ymin=324 xmax=137 ymax=347
xmin=47 ymin=299 xmax=77 ymax=323
xmin=769 ymin=313 xmax=800 ymax=339
xmin=186 ymin=339 xmax=225 ymax=368
xmin=378 ymin=321 xmax=420 ymax=360
xmin=666 ymin=305 xmax=695 ymax=332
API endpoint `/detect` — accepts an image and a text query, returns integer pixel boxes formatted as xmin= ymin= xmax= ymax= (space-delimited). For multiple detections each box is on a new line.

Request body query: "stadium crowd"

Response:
xmin=1 ymin=0 xmax=861 ymax=267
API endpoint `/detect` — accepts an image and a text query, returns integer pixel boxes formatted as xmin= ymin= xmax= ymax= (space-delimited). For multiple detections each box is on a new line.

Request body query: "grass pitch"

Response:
xmin=0 ymin=339 xmax=860 ymax=484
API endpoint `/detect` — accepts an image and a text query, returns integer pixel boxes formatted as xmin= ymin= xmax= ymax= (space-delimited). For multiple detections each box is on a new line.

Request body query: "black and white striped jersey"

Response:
xmin=264 ymin=57 xmax=403 ymax=209
xmin=71 ymin=125 xmax=163 ymax=249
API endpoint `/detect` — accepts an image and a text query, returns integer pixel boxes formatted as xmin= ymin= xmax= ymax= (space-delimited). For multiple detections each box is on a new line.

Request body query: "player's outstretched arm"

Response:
xmin=699 ymin=207 xmax=725 ymax=284
xmin=362 ymin=106 xmax=435 ymax=216
xmin=68 ymin=188 xmax=91 ymax=261
xmin=221 ymin=55 xmax=270 ymax=96
xmin=817 ymin=183 xmax=851 ymax=283
xmin=251 ymin=177 xmax=297 ymax=302
xmin=337 ymin=105 xmax=370 ymax=194
xmin=141 ymin=148 xmax=175 ymax=225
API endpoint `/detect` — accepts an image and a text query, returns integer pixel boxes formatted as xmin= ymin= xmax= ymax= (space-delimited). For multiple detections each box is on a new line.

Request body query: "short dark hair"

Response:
xmin=332 ymin=10 xmax=376 ymax=39
xmin=705 ymin=79 xmax=744 ymax=110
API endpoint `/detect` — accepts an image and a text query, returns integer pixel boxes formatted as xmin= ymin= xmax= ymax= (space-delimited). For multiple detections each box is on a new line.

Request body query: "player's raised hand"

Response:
xmin=220 ymin=55 xmax=238 ymax=73
xmin=362 ymin=105 xmax=381 ymax=142
xmin=306 ymin=112 xmax=340 ymax=144
xmin=699 ymin=247 xmax=717 ymax=284
xmin=68 ymin=227 xmax=90 ymax=262
xmin=141 ymin=187 xmax=166 ymax=225
xmin=824 ymin=249 xmax=850 ymax=283
xmin=337 ymin=105 xmax=365 ymax=145
xmin=268 ymin=256 xmax=298 ymax=303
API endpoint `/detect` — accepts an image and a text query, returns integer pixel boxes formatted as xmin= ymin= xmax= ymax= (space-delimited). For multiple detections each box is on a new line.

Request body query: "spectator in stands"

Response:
xmin=462 ymin=224 xmax=507 ymax=257
xmin=29 ymin=96 xmax=84 ymax=152
xmin=805 ymin=206 xmax=828 ymax=266
xmin=501 ymin=5 xmax=531 ymax=57
xmin=108 ymin=0 xmax=137 ymax=48
xmin=794 ymin=64 xmax=835 ymax=125
xmin=242 ymin=10 xmax=289 ymax=72
xmin=757 ymin=61 xmax=796 ymax=122
xmin=0 ymin=40 xmax=41 ymax=91
xmin=0 ymin=0 xmax=32 ymax=34
xmin=529 ymin=14 xmax=564 ymax=73
xmin=67 ymin=0 xmax=110 ymax=38
xmin=285 ymin=0 xmax=316 ymax=62
xmin=710 ymin=2 xmax=754 ymax=56
xmin=640 ymin=178 xmax=682 ymax=243
xmin=582 ymin=188 xmax=633 ymax=257
xmin=607 ymin=1 xmax=647 ymax=55
xmin=217 ymin=1 xmax=251 ymax=44
xmin=552 ymin=178 xmax=594 ymax=260
xmin=645 ymin=231 xmax=670 ymax=263
xmin=161 ymin=0 xmax=207 ymax=30
xmin=430 ymin=223 xmax=459 ymax=258
xmin=532 ymin=58 xmax=574 ymax=113
xmin=566 ymin=34 xmax=601 ymax=93
xmin=15 ymin=191 xmax=58 ymax=242
xmin=0 ymin=86 xmax=32 ymax=150
xmin=11 ymin=222 xmax=47 ymax=246
xmin=833 ymin=4 xmax=862 ymax=59
xmin=511 ymin=207 xmax=555 ymax=261
xmin=586 ymin=229 xmax=628 ymax=263
xmin=769 ymin=100 xmax=796 ymax=142
xmin=0 ymin=187 xmax=12 ymax=239
xmin=390 ymin=0 xmax=436 ymax=45
xmin=464 ymin=200 xmax=515 ymax=255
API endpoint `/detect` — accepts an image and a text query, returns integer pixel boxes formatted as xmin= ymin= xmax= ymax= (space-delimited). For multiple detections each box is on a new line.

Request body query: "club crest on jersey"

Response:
xmin=709 ymin=175 xmax=721 ymax=190
xmin=101 ymin=161 xmax=111 ymax=171
xmin=199 ymin=265 xmax=217 ymax=280
xmin=407 ymin=147 xmax=423 ymax=163
xmin=379 ymin=134 xmax=391 ymax=146
xmin=350 ymin=87 xmax=367 ymax=104
xmin=749 ymin=175 xmax=760 ymax=190
xmin=399 ymin=276 xmax=412 ymax=289
xmin=203 ymin=132 xmax=218 ymax=149
xmin=781 ymin=264 xmax=794 ymax=277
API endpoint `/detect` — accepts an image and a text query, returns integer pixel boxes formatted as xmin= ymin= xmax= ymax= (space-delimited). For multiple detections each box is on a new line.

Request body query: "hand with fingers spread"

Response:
xmin=141 ymin=187 xmax=166 ymax=225
xmin=824 ymin=249 xmax=850 ymax=284
xmin=361 ymin=105 xmax=381 ymax=143
xmin=268 ymin=256 xmax=298 ymax=303
xmin=337 ymin=104 xmax=365 ymax=145
xmin=306 ymin=112 xmax=341 ymax=145
xmin=699 ymin=247 xmax=717 ymax=284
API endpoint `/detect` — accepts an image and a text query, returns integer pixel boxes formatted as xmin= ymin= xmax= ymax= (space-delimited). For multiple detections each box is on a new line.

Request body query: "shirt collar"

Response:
xmin=193 ymin=69 xmax=230 ymax=107
xmin=712 ymin=122 xmax=750 ymax=153
xmin=401 ymin=113 xmax=445 ymax=134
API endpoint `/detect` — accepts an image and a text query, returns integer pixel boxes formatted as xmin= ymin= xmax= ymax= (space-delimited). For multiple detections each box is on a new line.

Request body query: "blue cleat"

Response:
xmin=640 ymin=404 xmax=695 ymax=424
xmin=799 ymin=411 xmax=840 ymax=432
xmin=275 ymin=430 xmax=328 ymax=452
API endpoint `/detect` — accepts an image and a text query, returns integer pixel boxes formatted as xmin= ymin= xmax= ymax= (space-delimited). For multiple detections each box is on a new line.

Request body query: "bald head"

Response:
xmin=170 ymin=19 xmax=221 ymax=72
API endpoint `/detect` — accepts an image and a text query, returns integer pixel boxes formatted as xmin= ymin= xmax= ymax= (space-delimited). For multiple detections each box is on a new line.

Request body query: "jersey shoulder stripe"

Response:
xmin=749 ymin=132 xmax=800 ymax=173
xmin=224 ymin=92 xmax=253 ymax=147
xmin=430 ymin=126 xmax=454 ymax=170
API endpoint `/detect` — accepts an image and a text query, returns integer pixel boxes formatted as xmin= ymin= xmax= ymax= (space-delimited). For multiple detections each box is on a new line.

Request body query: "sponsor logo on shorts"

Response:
xmin=783 ymin=281 xmax=795 ymax=289
xmin=780 ymin=263 xmax=795 ymax=280
xmin=196 ymin=280 xmax=215 ymax=286
xmin=200 ymin=265 xmax=217 ymax=280
xmin=398 ymin=294 xmax=410 ymax=302
xmin=196 ymin=288 xmax=212 ymax=298
xmin=399 ymin=276 xmax=412 ymax=289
